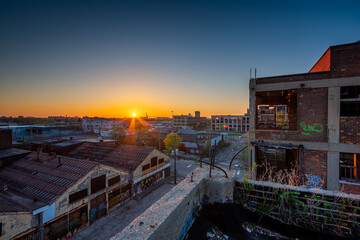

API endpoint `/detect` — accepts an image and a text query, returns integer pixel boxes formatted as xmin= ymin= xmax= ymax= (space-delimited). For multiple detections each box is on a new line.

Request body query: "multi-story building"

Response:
xmin=248 ymin=41 xmax=360 ymax=194
xmin=211 ymin=115 xmax=249 ymax=132
xmin=173 ymin=111 xmax=207 ymax=129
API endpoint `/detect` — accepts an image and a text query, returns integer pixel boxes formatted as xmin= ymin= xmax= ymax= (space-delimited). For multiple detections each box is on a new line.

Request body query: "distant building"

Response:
xmin=82 ymin=117 xmax=127 ymax=134
xmin=211 ymin=115 xmax=249 ymax=132
xmin=179 ymin=133 xmax=222 ymax=154
xmin=173 ymin=111 xmax=207 ymax=129
xmin=195 ymin=111 xmax=200 ymax=118
xmin=248 ymin=41 xmax=360 ymax=194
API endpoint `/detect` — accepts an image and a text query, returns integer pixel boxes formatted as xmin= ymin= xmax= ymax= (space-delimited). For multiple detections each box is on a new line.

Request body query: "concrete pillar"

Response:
xmin=241 ymin=117 xmax=243 ymax=132
xmin=249 ymin=79 xmax=256 ymax=178
xmin=245 ymin=117 xmax=248 ymax=132
xmin=327 ymin=87 xmax=340 ymax=190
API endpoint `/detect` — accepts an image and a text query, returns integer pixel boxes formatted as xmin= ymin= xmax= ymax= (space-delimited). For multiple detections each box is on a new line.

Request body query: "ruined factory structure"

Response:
xmin=248 ymin=41 xmax=360 ymax=194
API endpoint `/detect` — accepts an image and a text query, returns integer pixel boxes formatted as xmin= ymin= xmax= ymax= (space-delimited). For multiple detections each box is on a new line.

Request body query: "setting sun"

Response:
xmin=132 ymin=113 xmax=137 ymax=117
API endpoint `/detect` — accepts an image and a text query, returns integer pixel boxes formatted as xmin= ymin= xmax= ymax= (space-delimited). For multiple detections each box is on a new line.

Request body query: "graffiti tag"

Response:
xmin=305 ymin=174 xmax=323 ymax=189
xmin=299 ymin=122 xmax=323 ymax=136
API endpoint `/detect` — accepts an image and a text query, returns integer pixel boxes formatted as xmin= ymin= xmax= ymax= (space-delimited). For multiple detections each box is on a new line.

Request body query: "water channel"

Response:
xmin=186 ymin=203 xmax=350 ymax=240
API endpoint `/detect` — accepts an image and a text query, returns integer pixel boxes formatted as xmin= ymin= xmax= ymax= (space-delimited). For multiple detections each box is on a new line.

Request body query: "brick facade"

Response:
xmin=302 ymin=150 xmax=327 ymax=188
xmin=339 ymin=183 xmax=360 ymax=195
xmin=251 ymin=41 xmax=360 ymax=195
xmin=255 ymin=88 xmax=328 ymax=142
xmin=340 ymin=117 xmax=360 ymax=144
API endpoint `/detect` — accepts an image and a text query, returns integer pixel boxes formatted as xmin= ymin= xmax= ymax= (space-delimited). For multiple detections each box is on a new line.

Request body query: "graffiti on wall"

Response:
xmin=299 ymin=122 xmax=323 ymax=136
xmin=305 ymin=174 xmax=323 ymax=189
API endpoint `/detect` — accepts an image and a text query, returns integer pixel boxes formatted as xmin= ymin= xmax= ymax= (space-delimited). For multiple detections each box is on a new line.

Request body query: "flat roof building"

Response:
xmin=211 ymin=115 xmax=249 ymax=132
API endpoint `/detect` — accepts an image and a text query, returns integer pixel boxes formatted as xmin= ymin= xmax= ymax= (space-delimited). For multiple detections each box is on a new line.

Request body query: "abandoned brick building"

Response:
xmin=0 ymin=152 xmax=128 ymax=240
xmin=248 ymin=41 xmax=360 ymax=194
xmin=67 ymin=142 xmax=170 ymax=195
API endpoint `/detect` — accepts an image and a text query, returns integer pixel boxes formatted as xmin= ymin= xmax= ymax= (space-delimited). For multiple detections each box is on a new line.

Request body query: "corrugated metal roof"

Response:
xmin=0 ymin=152 xmax=98 ymax=205
xmin=68 ymin=143 xmax=154 ymax=172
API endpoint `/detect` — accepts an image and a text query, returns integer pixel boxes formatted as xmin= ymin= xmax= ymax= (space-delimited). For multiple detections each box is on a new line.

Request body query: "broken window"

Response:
xmin=142 ymin=164 xmax=150 ymax=171
xmin=255 ymin=146 xmax=299 ymax=184
xmin=91 ymin=175 xmax=106 ymax=194
xmin=340 ymin=86 xmax=360 ymax=116
xmin=69 ymin=188 xmax=88 ymax=204
xmin=256 ymin=90 xmax=297 ymax=130
xmin=151 ymin=157 xmax=157 ymax=167
xmin=340 ymin=153 xmax=359 ymax=182
xmin=108 ymin=175 xmax=120 ymax=187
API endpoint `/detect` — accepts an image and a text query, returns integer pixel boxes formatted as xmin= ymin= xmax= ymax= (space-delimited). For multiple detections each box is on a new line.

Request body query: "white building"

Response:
xmin=82 ymin=117 xmax=127 ymax=134
xmin=211 ymin=115 xmax=249 ymax=132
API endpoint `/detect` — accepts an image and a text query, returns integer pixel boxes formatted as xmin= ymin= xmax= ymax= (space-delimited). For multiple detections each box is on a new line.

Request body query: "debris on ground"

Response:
xmin=242 ymin=222 xmax=295 ymax=240
xmin=206 ymin=226 xmax=229 ymax=240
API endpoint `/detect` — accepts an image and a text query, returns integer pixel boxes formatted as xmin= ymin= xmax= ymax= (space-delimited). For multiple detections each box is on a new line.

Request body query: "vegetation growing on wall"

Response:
xmin=235 ymin=166 xmax=360 ymax=238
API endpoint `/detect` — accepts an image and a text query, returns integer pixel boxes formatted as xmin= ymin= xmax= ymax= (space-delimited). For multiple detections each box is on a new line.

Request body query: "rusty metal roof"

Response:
xmin=0 ymin=152 xmax=98 ymax=205
xmin=68 ymin=143 xmax=155 ymax=172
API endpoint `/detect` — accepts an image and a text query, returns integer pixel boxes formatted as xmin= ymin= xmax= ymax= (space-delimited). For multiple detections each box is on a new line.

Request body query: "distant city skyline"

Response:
xmin=1 ymin=0 xmax=360 ymax=118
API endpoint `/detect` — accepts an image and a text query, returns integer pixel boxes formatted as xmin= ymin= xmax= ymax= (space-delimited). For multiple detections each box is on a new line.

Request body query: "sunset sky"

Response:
xmin=1 ymin=0 xmax=360 ymax=118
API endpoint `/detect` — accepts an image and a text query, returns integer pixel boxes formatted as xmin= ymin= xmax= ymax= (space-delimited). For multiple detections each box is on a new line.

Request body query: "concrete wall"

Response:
xmin=112 ymin=167 xmax=234 ymax=240
xmin=0 ymin=212 xmax=38 ymax=240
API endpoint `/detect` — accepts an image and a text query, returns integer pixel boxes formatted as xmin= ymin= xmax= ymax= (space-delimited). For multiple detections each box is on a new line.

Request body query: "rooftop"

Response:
xmin=0 ymin=152 xmax=98 ymax=210
xmin=68 ymin=143 xmax=155 ymax=172
xmin=0 ymin=148 xmax=31 ymax=159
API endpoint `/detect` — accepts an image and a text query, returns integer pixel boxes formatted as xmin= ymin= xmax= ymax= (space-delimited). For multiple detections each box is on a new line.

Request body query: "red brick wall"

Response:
xmin=302 ymin=150 xmax=327 ymax=189
xmin=331 ymin=43 xmax=360 ymax=75
xmin=339 ymin=183 xmax=360 ymax=195
xmin=255 ymin=88 xmax=328 ymax=142
xmin=309 ymin=48 xmax=331 ymax=73
xmin=340 ymin=117 xmax=360 ymax=144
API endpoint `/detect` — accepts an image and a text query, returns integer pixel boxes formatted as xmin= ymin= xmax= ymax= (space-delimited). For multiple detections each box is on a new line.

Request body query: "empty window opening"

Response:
xmin=108 ymin=175 xmax=120 ymax=187
xmin=151 ymin=157 xmax=157 ymax=167
xmin=256 ymin=90 xmax=297 ymax=130
xmin=69 ymin=188 xmax=88 ymax=204
xmin=340 ymin=153 xmax=359 ymax=182
xmin=142 ymin=164 xmax=150 ymax=171
xmin=255 ymin=146 xmax=299 ymax=184
xmin=91 ymin=175 xmax=106 ymax=194
xmin=341 ymin=86 xmax=360 ymax=116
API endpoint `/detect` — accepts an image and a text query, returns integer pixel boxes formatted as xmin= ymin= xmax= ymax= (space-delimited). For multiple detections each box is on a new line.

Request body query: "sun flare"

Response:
xmin=132 ymin=113 xmax=137 ymax=117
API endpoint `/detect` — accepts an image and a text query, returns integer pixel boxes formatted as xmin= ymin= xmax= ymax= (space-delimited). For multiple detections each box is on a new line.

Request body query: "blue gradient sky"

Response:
xmin=1 ymin=0 xmax=360 ymax=117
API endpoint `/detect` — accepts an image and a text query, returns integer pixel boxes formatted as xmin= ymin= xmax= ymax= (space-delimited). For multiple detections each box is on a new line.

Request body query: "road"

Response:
xmin=213 ymin=134 xmax=248 ymax=171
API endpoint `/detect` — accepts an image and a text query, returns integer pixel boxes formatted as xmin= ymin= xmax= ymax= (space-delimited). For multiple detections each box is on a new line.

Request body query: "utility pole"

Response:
xmin=173 ymin=133 xmax=177 ymax=185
